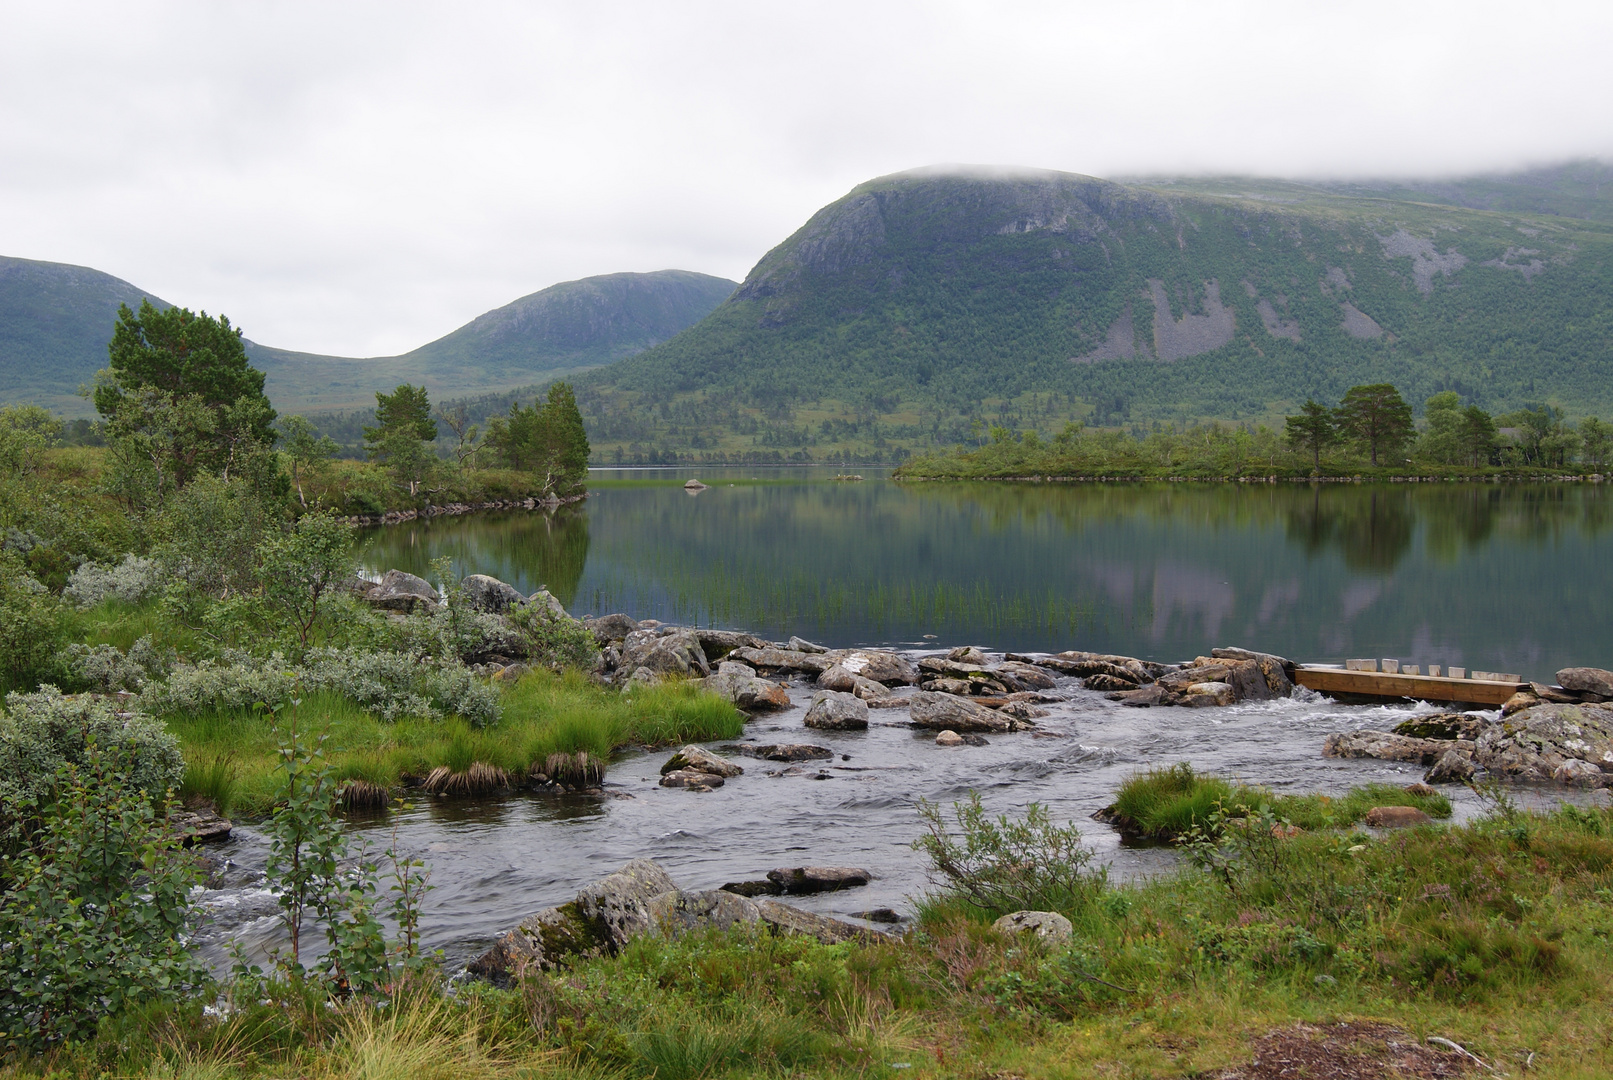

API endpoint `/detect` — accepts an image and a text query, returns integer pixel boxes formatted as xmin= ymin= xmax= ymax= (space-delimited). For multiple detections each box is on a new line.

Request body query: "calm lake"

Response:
xmin=194 ymin=472 xmax=1613 ymax=972
xmin=362 ymin=469 xmax=1613 ymax=680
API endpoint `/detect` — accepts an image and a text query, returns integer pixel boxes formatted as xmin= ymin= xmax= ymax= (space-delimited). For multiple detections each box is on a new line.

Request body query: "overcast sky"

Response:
xmin=3 ymin=0 xmax=1610 ymax=357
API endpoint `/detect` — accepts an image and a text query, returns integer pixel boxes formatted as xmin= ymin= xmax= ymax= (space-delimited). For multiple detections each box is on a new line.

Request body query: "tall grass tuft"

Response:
xmin=178 ymin=753 xmax=239 ymax=817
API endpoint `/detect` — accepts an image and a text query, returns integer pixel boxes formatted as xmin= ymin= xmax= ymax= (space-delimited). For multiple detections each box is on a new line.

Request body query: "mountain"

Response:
xmin=246 ymin=270 xmax=737 ymax=412
xmin=0 ymin=256 xmax=175 ymax=414
xmin=0 ymin=261 xmax=736 ymax=415
xmin=576 ymin=163 xmax=1613 ymax=461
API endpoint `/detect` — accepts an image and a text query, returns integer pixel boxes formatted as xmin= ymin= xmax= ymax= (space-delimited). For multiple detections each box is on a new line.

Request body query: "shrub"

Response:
xmin=508 ymin=600 xmax=598 ymax=671
xmin=139 ymin=649 xmax=499 ymax=727
xmin=62 ymin=635 xmax=174 ymax=693
xmin=0 ymin=747 xmax=207 ymax=1049
xmin=0 ymin=555 xmax=68 ymax=694
xmin=914 ymin=792 xmax=1104 ymax=916
xmin=62 ymin=554 xmax=165 ymax=608
xmin=0 ymin=687 xmax=183 ymax=821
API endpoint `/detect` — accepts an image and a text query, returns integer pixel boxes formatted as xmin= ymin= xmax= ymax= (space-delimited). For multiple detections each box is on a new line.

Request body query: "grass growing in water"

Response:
xmin=1108 ymin=763 xmax=1451 ymax=841
xmin=161 ymin=669 xmax=744 ymax=815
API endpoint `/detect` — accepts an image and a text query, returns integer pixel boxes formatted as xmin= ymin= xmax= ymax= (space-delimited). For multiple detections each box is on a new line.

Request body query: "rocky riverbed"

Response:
xmin=189 ymin=568 xmax=1613 ymax=977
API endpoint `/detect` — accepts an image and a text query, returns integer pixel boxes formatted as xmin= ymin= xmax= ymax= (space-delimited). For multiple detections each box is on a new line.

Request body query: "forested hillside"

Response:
xmin=575 ymin=165 xmax=1613 ymax=463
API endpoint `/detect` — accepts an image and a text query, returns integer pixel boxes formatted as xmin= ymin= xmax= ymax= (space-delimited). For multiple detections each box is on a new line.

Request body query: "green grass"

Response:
xmin=26 ymin=799 xmax=1613 ymax=1078
xmin=161 ymin=670 xmax=745 ymax=815
xmin=1108 ymin=763 xmax=1451 ymax=841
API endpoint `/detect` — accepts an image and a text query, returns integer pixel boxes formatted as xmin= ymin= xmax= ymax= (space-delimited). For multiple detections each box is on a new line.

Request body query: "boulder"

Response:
xmin=998 ymin=700 xmax=1049 ymax=722
xmin=621 ymin=627 xmax=711 ymax=679
xmin=1553 ymin=758 xmax=1607 ymax=786
xmin=804 ymin=690 xmax=869 ymax=731
xmin=624 ymin=666 xmax=659 ymax=688
xmin=1184 ymin=681 xmax=1235 ymax=707
xmin=947 ymin=646 xmax=990 ymax=666
xmin=1423 ymin=749 xmax=1477 ymax=784
xmin=492 ymin=662 xmax=530 ymax=684
xmin=718 ymin=660 xmax=756 ymax=676
xmin=460 ymin=574 xmax=527 ymax=614
xmin=753 ymin=898 xmax=876 ymax=944
xmin=935 ymin=730 xmax=965 ymax=746
xmin=1211 ymin=646 xmax=1297 ymax=694
xmin=741 ymin=743 xmax=833 ymax=761
xmin=1474 ymin=702 xmax=1613 ymax=786
xmin=1110 ymin=683 xmax=1166 ymax=707
xmin=370 ymin=569 xmax=441 ymax=613
xmin=1557 ymin=667 xmax=1613 ymax=698
xmin=720 ymin=879 xmax=785 ymax=897
xmin=840 ymin=651 xmax=919 ymax=686
xmin=528 ymin=589 xmax=569 ymax=619
xmin=909 ymin=691 xmax=1027 ymax=733
xmin=660 ymin=768 xmax=724 ymax=791
xmin=992 ymin=909 xmax=1073 ymax=944
xmin=994 ymin=661 xmax=1059 ymax=691
xmin=645 ymin=889 xmax=761 ymax=935
xmin=1392 ymin=713 xmax=1488 ymax=741
xmin=1364 ymin=806 xmax=1433 ymax=828
xmin=1085 ymin=673 xmax=1139 ymax=692
xmin=468 ymin=859 xmax=676 ymax=984
xmin=1502 ymin=690 xmax=1541 ymax=716
xmin=1323 ymin=730 xmax=1456 ymax=766
xmin=585 ymin=613 xmax=641 ymax=644
xmin=787 ymin=636 xmax=830 ymax=654
xmin=730 ymin=647 xmax=836 ymax=675
xmin=924 ymin=677 xmax=979 ymax=696
xmin=765 ymin=866 xmax=872 ymax=894
xmin=817 ymin=664 xmax=891 ymax=699
xmin=696 ymin=629 xmax=771 ymax=662
xmin=661 ymin=745 xmax=743 ymax=778
xmin=700 ymin=672 xmax=791 ymax=711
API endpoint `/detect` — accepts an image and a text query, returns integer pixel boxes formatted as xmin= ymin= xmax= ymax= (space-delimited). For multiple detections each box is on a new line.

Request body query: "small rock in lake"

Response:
xmin=1424 ymin=749 xmax=1477 ymax=784
xmin=766 ymin=866 xmax=872 ymax=894
xmin=721 ymin=879 xmax=785 ymax=897
xmin=860 ymin=907 xmax=904 ymax=923
xmin=1363 ymin=806 xmax=1433 ymax=828
xmin=935 ymin=730 xmax=965 ymax=746
xmin=804 ymin=690 xmax=869 ymax=731
xmin=744 ymin=743 xmax=834 ymax=761
xmin=660 ymin=745 xmax=743 ymax=778
xmin=660 ymin=768 xmax=724 ymax=791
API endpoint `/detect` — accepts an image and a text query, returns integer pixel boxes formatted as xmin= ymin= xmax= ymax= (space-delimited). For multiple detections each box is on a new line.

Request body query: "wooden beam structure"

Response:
xmin=1294 ymin=665 xmax=1525 ymax=706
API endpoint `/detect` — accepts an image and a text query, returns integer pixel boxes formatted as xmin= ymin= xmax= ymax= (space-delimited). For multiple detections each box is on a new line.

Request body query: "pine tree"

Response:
xmin=1335 ymin=384 xmax=1414 ymax=466
xmin=1283 ymin=400 xmax=1337 ymax=469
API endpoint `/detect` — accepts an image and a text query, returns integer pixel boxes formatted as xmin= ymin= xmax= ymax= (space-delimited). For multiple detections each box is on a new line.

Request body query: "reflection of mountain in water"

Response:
xmin=359 ymin=507 xmax=590 ymax=609
xmin=362 ymin=474 xmax=1613 ymax=680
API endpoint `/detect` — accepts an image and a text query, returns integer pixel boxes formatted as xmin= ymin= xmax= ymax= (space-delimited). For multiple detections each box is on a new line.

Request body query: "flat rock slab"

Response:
xmin=646 ymin=889 xmax=761 ymax=935
xmin=1557 ymin=667 xmax=1613 ymax=698
xmin=736 ymin=743 xmax=833 ymax=761
xmin=1323 ymin=730 xmax=1466 ymax=767
xmin=660 ymin=768 xmax=725 ymax=791
xmin=168 ymin=809 xmax=233 ymax=845
xmin=730 ymin=647 xmax=835 ymax=675
xmin=766 ymin=866 xmax=872 ymax=894
xmin=753 ymin=898 xmax=878 ymax=944
xmin=909 ymin=691 xmax=1028 ymax=733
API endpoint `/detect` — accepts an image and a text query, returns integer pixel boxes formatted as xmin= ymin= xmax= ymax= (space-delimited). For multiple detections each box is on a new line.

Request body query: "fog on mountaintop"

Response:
xmin=0 ymin=1 xmax=1610 ymax=356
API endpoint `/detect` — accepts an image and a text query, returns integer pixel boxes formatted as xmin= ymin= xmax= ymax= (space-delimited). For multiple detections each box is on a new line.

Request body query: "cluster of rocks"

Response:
xmin=1017 ymin=645 xmax=1295 ymax=709
xmin=1498 ymin=667 xmax=1613 ymax=715
xmin=467 ymin=858 xmax=881 ymax=986
xmin=1324 ymin=671 xmax=1613 ymax=788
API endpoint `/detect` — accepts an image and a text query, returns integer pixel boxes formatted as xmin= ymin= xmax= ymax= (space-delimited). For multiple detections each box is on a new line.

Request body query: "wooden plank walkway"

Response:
xmin=1293 ymin=665 xmax=1526 ymax=706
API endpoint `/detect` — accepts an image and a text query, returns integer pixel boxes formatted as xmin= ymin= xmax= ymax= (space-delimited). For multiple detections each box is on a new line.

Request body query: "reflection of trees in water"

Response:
xmin=1285 ymin=488 xmax=1415 ymax=572
xmin=358 ymin=508 xmax=591 ymax=608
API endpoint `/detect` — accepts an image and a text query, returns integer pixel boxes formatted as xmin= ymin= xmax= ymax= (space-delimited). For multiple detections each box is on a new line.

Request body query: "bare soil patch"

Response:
xmin=1202 ymin=1021 xmax=1479 ymax=1079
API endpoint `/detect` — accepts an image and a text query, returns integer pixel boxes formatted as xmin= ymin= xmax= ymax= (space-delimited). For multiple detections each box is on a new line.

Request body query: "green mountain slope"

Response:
xmin=576 ymin=164 xmax=1613 ymax=461
xmin=0 ymin=256 xmax=173 ymax=414
xmin=0 ymin=262 xmax=735 ymax=415
xmin=247 ymin=269 xmax=736 ymax=411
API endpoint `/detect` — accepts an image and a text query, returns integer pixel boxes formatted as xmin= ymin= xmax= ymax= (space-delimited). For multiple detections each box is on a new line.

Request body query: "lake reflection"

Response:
xmin=359 ymin=470 xmax=1613 ymax=681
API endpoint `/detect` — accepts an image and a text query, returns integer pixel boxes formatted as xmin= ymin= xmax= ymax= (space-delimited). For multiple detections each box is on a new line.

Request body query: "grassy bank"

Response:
xmin=168 ymin=670 xmax=744 ymax=816
xmin=1107 ymin=763 xmax=1453 ymax=841
xmin=14 ymin=795 xmax=1613 ymax=1078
